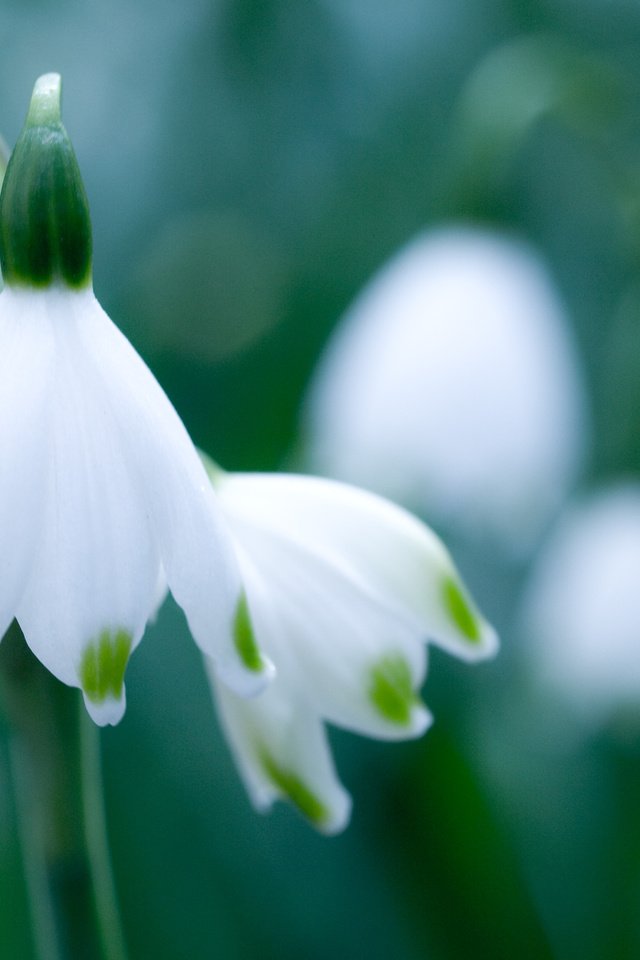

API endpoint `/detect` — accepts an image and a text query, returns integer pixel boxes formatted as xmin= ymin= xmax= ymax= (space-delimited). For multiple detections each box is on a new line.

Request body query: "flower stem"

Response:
xmin=0 ymin=623 xmax=128 ymax=960
xmin=80 ymin=705 xmax=128 ymax=960
xmin=8 ymin=736 xmax=63 ymax=960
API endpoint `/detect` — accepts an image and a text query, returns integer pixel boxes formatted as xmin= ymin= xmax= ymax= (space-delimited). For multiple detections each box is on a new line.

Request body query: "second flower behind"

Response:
xmin=203 ymin=461 xmax=498 ymax=834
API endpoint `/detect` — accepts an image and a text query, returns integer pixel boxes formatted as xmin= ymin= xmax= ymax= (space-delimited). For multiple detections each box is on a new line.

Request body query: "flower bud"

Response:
xmin=0 ymin=73 xmax=92 ymax=288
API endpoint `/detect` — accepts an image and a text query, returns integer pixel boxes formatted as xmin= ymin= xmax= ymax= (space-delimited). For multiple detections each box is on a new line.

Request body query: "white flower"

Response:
xmin=522 ymin=485 xmax=640 ymax=723
xmin=0 ymin=75 xmax=272 ymax=725
xmin=203 ymin=465 xmax=498 ymax=833
xmin=306 ymin=227 xmax=588 ymax=551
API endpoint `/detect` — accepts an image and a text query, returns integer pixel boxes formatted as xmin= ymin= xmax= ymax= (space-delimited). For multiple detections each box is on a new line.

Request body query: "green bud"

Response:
xmin=0 ymin=73 xmax=92 ymax=288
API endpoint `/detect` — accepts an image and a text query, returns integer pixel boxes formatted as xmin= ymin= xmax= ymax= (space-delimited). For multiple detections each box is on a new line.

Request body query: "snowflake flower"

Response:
xmin=203 ymin=463 xmax=497 ymax=833
xmin=0 ymin=74 xmax=272 ymax=724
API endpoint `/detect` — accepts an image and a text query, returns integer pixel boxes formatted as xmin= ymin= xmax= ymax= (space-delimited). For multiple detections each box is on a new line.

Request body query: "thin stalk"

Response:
xmin=80 ymin=705 xmax=128 ymax=960
xmin=8 ymin=736 xmax=62 ymax=960
xmin=0 ymin=623 xmax=127 ymax=960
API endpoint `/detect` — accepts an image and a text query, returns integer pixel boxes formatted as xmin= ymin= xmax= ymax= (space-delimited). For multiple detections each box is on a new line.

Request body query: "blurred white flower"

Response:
xmin=306 ymin=227 xmax=588 ymax=551
xmin=0 ymin=74 xmax=272 ymax=725
xmin=204 ymin=463 xmax=498 ymax=833
xmin=522 ymin=485 xmax=640 ymax=722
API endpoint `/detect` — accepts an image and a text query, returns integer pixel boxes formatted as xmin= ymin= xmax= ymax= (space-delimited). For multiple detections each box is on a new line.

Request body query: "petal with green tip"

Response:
xmin=79 ymin=629 xmax=132 ymax=726
xmin=217 ymin=472 xmax=498 ymax=662
xmin=369 ymin=654 xmax=427 ymax=728
xmin=441 ymin=574 xmax=482 ymax=643
xmin=233 ymin=592 xmax=264 ymax=673
xmin=70 ymin=291 xmax=273 ymax=699
xmin=208 ymin=661 xmax=352 ymax=835
xmin=13 ymin=291 xmax=161 ymax=727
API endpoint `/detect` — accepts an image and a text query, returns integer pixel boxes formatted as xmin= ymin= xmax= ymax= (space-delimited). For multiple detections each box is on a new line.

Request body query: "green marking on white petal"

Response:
xmin=442 ymin=574 xmax=482 ymax=643
xmin=233 ymin=592 xmax=263 ymax=672
xmin=369 ymin=655 xmax=419 ymax=726
xmin=260 ymin=750 xmax=329 ymax=827
xmin=79 ymin=629 xmax=132 ymax=704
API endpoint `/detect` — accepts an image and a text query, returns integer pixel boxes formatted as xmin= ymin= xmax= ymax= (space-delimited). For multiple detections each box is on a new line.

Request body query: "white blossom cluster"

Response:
xmin=0 ymin=74 xmax=498 ymax=832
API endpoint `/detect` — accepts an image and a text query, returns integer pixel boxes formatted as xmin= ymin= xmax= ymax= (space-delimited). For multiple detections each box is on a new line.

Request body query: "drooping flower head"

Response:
xmin=202 ymin=462 xmax=498 ymax=833
xmin=0 ymin=74 xmax=273 ymax=724
xmin=307 ymin=228 xmax=588 ymax=552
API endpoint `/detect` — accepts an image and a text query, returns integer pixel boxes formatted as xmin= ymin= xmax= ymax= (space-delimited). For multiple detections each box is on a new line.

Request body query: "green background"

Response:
xmin=1 ymin=1 xmax=640 ymax=957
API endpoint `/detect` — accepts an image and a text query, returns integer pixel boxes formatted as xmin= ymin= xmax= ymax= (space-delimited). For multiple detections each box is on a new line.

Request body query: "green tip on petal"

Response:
xmin=0 ymin=73 xmax=93 ymax=289
xmin=442 ymin=574 xmax=482 ymax=643
xmin=233 ymin=592 xmax=264 ymax=672
xmin=79 ymin=629 xmax=132 ymax=705
xmin=369 ymin=655 xmax=419 ymax=726
xmin=260 ymin=750 xmax=329 ymax=828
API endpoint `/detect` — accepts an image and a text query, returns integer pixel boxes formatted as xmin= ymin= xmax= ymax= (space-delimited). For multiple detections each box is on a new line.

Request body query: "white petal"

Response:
xmin=229 ymin=532 xmax=432 ymax=741
xmin=70 ymin=290 xmax=272 ymax=697
xmin=208 ymin=659 xmax=352 ymax=835
xmin=218 ymin=472 xmax=497 ymax=663
xmin=0 ymin=291 xmax=53 ymax=638
xmin=14 ymin=292 xmax=161 ymax=725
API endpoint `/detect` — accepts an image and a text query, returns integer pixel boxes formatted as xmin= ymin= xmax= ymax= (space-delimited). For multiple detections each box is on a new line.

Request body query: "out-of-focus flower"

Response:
xmin=0 ymin=74 xmax=272 ymax=725
xmin=203 ymin=462 xmax=498 ymax=833
xmin=522 ymin=485 xmax=640 ymax=722
xmin=306 ymin=227 xmax=588 ymax=551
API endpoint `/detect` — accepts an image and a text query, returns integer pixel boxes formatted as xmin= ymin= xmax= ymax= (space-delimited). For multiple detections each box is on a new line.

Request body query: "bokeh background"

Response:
xmin=1 ymin=1 xmax=640 ymax=957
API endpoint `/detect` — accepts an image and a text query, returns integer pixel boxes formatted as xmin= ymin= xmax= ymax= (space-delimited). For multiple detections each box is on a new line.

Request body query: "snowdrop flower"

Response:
xmin=306 ymin=227 xmax=588 ymax=551
xmin=203 ymin=462 xmax=498 ymax=833
xmin=0 ymin=74 xmax=272 ymax=725
xmin=522 ymin=485 xmax=640 ymax=723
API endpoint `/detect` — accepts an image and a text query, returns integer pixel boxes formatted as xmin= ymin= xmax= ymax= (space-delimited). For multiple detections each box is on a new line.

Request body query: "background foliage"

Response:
xmin=1 ymin=1 xmax=639 ymax=957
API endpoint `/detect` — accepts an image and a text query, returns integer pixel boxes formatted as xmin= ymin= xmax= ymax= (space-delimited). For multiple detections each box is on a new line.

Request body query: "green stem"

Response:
xmin=8 ymin=737 xmax=63 ymax=960
xmin=0 ymin=623 xmax=128 ymax=960
xmin=80 ymin=706 xmax=128 ymax=960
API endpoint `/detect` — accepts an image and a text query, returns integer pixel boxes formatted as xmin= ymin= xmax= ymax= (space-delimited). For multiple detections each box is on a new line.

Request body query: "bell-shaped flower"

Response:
xmin=203 ymin=462 xmax=498 ymax=833
xmin=522 ymin=485 xmax=640 ymax=724
xmin=0 ymin=74 xmax=273 ymax=725
xmin=306 ymin=227 xmax=588 ymax=552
